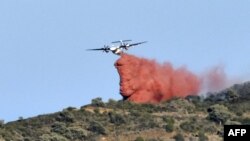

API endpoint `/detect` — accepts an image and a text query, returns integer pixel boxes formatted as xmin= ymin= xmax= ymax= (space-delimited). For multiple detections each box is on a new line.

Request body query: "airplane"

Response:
xmin=86 ymin=40 xmax=147 ymax=55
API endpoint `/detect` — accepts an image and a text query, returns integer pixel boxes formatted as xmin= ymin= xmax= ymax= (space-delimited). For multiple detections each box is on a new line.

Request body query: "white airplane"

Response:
xmin=87 ymin=40 xmax=147 ymax=55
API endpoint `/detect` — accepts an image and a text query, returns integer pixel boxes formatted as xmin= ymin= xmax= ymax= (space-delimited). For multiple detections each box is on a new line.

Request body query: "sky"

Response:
xmin=0 ymin=0 xmax=250 ymax=122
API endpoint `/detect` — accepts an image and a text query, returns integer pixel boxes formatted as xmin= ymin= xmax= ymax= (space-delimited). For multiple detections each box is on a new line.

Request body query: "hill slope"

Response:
xmin=1 ymin=82 xmax=250 ymax=141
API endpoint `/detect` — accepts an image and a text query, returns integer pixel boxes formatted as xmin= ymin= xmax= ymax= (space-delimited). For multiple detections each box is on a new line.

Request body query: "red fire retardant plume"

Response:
xmin=200 ymin=66 xmax=227 ymax=93
xmin=115 ymin=54 xmax=201 ymax=103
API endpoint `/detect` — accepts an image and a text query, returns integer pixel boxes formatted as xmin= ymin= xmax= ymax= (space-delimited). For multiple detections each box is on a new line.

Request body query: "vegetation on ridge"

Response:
xmin=0 ymin=82 xmax=250 ymax=141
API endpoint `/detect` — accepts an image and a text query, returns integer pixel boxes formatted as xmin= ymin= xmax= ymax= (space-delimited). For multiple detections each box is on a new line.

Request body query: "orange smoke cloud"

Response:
xmin=115 ymin=53 xmax=201 ymax=103
xmin=115 ymin=54 xmax=231 ymax=103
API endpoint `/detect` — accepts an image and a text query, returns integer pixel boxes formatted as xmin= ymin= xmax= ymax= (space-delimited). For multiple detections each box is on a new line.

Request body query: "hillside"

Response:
xmin=1 ymin=82 xmax=250 ymax=141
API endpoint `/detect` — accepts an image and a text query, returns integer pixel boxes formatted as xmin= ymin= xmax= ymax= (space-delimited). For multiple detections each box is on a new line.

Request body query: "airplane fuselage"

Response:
xmin=109 ymin=46 xmax=123 ymax=55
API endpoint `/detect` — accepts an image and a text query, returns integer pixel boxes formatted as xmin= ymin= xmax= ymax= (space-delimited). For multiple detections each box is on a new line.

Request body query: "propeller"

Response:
xmin=103 ymin=45 xmax=109 ymax=53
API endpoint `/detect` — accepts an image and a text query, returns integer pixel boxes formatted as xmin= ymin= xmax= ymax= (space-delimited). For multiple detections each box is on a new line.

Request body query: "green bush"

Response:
xmin=225 ymin=89 xmax=239 ymax=102
xmin=164 ymin=124 xmax=174 ymax=132
xmin=163 ymin=116 xmax=175 ymax=132
xmin=137 ymin=113 xmax=159 ymax=129
xmin=225 ymin=120 xmax=241 ymax=125
xmin=108 ymin=112 xmax=126 ymax=125
xmin=64 ymin=127 xmax=88 ymax=139
xmin=93 ymin=108 xmax=100 ymax=114
xmin=180 ymin=121 xmax=198 ymax=132
xmin=63 ymin=107 xmax=77 ymax=112
xmin=134 ymin=136 xmax=144 ymax=141
xmin=91 ymin=97 xmax=105 ymax=107
xmin=203 ymin=123 xmax=218 ymax=134
xmin=207 ymin=104 xmax=234 ymax=124
xmin=23 ymin=137 xmax=32 ymax=141
xmin=55 ymin=112 xmax=74 ymax=123
xmin=51 ymin=122 xmax=67 ymax=134
xmin=0 ymin=120 xmax=4 ymax=128
xmin=239 ymin=118 xmax=250 ymax=125
xmin=162 ymin=116 xmax=175 ymax=124
xmin=88 ymin=121 xmax=106 ymax=135
xmin=51 ymin=122 xmax=88 ymax=139
xmin=227 ymin=102 xmax=250 ymax=116
xmin=173 ymin=133 xmax=184 ymax=141
xmin=198 ymin=131 xmax=208 ymax=141
xmin=107 ymin=98 xmax=117 ymax=107
xmin=39 ymin=133 xmax=68 ymax=141
xmin=165 ymin=98 xmax=195 ymax=113
xmin=146 ymin=120 xmax=159 ymax=128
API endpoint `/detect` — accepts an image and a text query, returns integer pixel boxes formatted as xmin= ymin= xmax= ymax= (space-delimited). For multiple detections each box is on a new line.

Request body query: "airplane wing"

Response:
xmin=127 ymin=41 xmax=147 ymax=47
xmin=86 ymin=47 xmax=110 ymax=53
xmin=86 ymin=48 xmax=106 ymax=51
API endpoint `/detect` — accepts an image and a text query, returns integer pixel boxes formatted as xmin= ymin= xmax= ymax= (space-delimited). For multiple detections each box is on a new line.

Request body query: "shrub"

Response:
xmin=207 ymin=104 xmax=234 ymax=124
xmin=108 ymin=112 xmax=126 ymax=125
xmin=115 ymin=100 xmax=136 ymax=110
xmin=165 ymin=98 xmax=195 ymax=113
xmin=180 ymin=121 xmax=198 ymax=132
xmin=39 ymin=133 xmax=68 ymax=141
xmin=23 ymin=137 xmax=32 ymax=141
xmin=173 ymin=133 xmax=184 ymax=141
xmin=63 ymin=107 xmax=77 ymax=112
xmin=227 ymin=101 xmax=250 ymax=116
xmin=64 ymin=127 xmax=88 ymax=139
xmin=186 ymin=95 xmax=202 ymax=105
xmin=137 ymin=113 xmax=159 ymax=129
xmin=51 ymin=122 xmax=88 ymax=139
xmin=225 ymin=120 xmax=241 ymax=125
xmin=162 ymin=116 xmax=175 ymax=124
xmin=198 ymin=131 xmax=208 ymax=141
xmin=146 ymin=120 xmax=159 ymax=128
xmin=0 ymin=120 xmax=4 ymax=128
xmin=225 ymin=89 xmax=239 ymax=102
xmin=93 ymin=108 xmax=100 ymax=114
xmin=107 ymin=98 xmax=117 ymax=107
xmin=239 ymin=118 xmax=250 ymax=125
xmin=164 ymin=124 xmax=174 ymax=132
xmin=134 ymin=136 xmax=144 ymax=141
xmin=91 ymin=97 xmax=105 ymax=107
xmin=88 ymin=121 xmax=106 ymax=135
xmin=203 ymin=123 xmax=218 ymax=134
xmin=55 ymin=112 xmax=75 ymax=123
xmin=140 ymin=103 xmax=158 ymax=113
xmin=18 ymin=116 xmax=24 ymax=121
xmin=146 ymin=138 xmax=159 ymax=141
xmin=163 ymin=116 xmax=175 ymax=132
xmin=51 ymin=122 xmax=67 ymax=134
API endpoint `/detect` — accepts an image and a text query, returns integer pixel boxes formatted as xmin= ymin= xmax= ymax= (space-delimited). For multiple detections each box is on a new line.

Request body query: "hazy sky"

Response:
xmin=1 ymin=0 xmax=250 ymax=122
